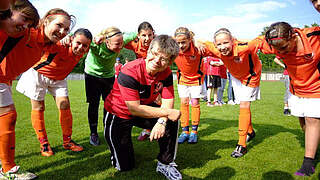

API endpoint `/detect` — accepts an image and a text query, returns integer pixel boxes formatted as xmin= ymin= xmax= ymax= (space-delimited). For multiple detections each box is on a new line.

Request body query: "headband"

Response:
xmin=174 ymin=32 xmax=190 ymax=37
xmin=268 ymin=37 xmax=285 ymax=41
xmin=106 ymin=31 xmax=122 ymax=39
xmin=46 ymin=13 xmax=69 ymax=18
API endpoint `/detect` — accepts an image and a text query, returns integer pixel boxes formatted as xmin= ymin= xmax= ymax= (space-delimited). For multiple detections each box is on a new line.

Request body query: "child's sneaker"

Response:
xmin=231 ymin=144 xmax=247 ymax=158
xmin=40 ymin=143 xmax=54 ymax=157
xmin=0 ymin=166 xmax=37 ymax=180
xmin=227 ymin=100 xmax=235 ymax=105
xmin=137 ymin=129 xmax=150 ymax=141
xmin=89 ymin=133 xmax=100 ymax=146
xmin=295 ymin=157 xmax=315 ymax=176
xmin=156 ymin=161 xmax=182 ymax=180
xmin=283 ymin=109 xmax=291 ymax=116
xmin=188 ymin=132 xmax=198 ymax=144
xmin=246 ymin=130 xmax=256 ymax=143
xmin=177 ymin=132 xmax=189 ymax=144
xmin=63 ymin=140 xmax=83 ymax=152
xmin=207 ymin=102 xmax=214 ymax=107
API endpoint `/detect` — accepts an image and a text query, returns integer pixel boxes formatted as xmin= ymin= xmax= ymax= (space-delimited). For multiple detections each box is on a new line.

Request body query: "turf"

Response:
xmin=11 ymin=80 xmax=319 ymax=179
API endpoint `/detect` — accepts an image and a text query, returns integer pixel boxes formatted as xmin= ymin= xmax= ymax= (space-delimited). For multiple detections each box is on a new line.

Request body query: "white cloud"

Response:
xmin=189 ymin=1 xmax=289 ymax=40
xmin=231 ymin=1 xmax=287 ymax=14
xmin=31 ymin=0 xmax=179 ymax=36
xmin=29 ymin=0 xmax=300 ymax=41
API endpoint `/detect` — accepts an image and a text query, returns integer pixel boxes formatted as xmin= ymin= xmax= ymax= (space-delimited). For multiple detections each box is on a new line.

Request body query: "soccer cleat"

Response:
xmin=63 ymin=140 xmax=83 ymax=152
xmin=227 ymin=100 xmax=235 ymax=105
xmin=246 ymin=130 xmax=256 ymax=143
xmin=295 ymin=157 xmax=315 ymax=176
xmin=0 ymin=166 xmax=37 ymax=180
xmin=188 ymin=132 xmax=198 ymax=144
xmin=231 ymin=144 xmax=247 ymax=158
xmin=40 ymin=143 xmax=54 ymax=157
xmin=295 ymin=166 xmax=315 ymax=176
xmin=89 ymin=133 xmax=100 ymax=146
xmin=137 ymin=129 xmax=150 ymax=141
xmin=177 ymin=132 xmax=189 ymax=144
xmin=283 ymin=109 xmax=291 ymax=116
xmin=214 ymin=101 xmax=222 ymax=106
xmin=207 ymin=102 xmax=214 ymax=107
xmin=156 ymin=161 xmax=182 ymax=180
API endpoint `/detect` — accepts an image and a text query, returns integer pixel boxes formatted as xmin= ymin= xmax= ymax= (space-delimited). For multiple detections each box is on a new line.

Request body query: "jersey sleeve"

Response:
xmin=249 ymin=36 xmax=274 ymax=55
xmin=123 ymin=32 xmax=138 ymax=46
xmin=203 ymin=41 xmax=221 ymax=58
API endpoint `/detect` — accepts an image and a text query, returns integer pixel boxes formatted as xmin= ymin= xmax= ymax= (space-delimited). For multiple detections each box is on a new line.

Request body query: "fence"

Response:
xmin=66 ymin=72 xmax=284 ymax=81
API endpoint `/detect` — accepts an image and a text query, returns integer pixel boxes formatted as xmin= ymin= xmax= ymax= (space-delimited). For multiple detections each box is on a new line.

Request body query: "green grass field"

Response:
xmin=11 ymin=80 xmax=319 ymax=180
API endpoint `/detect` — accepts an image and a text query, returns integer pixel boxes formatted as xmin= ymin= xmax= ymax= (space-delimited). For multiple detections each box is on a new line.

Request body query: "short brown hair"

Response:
xmin=11 ymin=0 xmax=39 ymax=28
xmin=148 ymin=34 xmax=179 ymax=63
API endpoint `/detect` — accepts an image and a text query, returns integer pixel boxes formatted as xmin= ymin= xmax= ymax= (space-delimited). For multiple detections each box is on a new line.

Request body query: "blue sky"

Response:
xmin=30 ymin=0 xmax=319 ymax=40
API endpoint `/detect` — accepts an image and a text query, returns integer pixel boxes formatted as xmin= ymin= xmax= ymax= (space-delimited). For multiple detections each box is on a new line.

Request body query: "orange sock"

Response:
xmin=238 ymin=108 xmax=251 ymax=147
xmin=0 ymin=111 xmax=17 ymax=172
xmin=180 ymin=102 xmax=189 ymax=128
xmin=191 ymin=104 xmax=200 ymax=126
xmin=59 ymin=109 xmax=73 ymax=143
xmin=248 ymin=112 xmax=253 ymax=134
xmin=31 ymin=110 xmax=47 ymax=144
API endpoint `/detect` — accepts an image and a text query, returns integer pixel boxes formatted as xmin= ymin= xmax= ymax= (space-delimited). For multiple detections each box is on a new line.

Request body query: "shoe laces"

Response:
xmin=169 ymin=162 xmax=178 ymax=167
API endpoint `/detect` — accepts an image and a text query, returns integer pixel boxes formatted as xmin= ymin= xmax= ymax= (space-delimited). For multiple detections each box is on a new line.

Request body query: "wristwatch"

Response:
xmin=157 ymin=118 xmax=166 ymax=126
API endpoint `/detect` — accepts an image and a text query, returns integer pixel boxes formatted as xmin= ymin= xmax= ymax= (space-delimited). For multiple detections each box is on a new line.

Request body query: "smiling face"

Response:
xmin=138 ymin=29 xmax=154 ymax=47
xmin=44 ymin=15 xmax=71 ymax=43
xmin=106 ymin=34 xmax=123 ymax=53
xmin=214 ymin=33 xmax=233 ymax=56
xmin=71 ymin=34 xmax=91 ymax=56
xmin=4 ymin=10 xmax=33 ymax=36
xmin=145 ymin=43 xmax=172 ymax=76
xmin=175 ymin=34 xmax=191 ymax=53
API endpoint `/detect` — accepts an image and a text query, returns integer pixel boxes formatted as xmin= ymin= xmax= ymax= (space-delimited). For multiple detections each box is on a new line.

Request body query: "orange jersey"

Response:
xmin=175 ymin=42 xmax=212 ymax=86
xmin=124 ymin=38 xmax=148 ymax=58
xmin=34 ymin=42 xmax=84 ymax=80
xmin=255 ymin=27 xmax=320 ymax=98
xmin=0 ymin=28 xmax=47 ymax=84
xmin=206 ymin=41 xmax=262 ymax=88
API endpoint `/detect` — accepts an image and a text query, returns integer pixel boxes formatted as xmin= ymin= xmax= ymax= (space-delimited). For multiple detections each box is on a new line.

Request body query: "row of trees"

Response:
xmin=72 ymin=23 xmax=318 ymax=74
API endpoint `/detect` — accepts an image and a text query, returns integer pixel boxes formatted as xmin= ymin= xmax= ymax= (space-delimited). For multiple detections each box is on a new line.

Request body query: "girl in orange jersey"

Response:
xmin=205 ymin=28 xmax=261 ymax=157
xmin=174 ymin=27 xmax=212 ymax=144
xmin=311 ymin=0 xmax=320 ymax=13
xmin=261 ymin=22 xmax=320 ymax=177
xmin=0 ymin=6 xmax=74 ymax=179
xmin=16 ymin=28 xmax=92 ymax=157
xmin=125 ymin=21 xmax=156 ymax=141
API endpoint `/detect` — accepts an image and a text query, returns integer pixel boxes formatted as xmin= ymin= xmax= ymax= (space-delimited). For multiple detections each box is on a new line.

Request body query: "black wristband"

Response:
xmin=0 ymin=9 xmax=12 ymax=20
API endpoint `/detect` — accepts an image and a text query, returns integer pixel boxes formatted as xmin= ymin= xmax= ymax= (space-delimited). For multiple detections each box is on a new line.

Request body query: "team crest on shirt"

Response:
xmin=154 ymin=82 xmax=163 ymax=94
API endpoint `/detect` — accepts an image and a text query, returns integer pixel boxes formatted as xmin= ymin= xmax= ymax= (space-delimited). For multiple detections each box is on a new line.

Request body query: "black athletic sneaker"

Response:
xmin=89 ymin=133 xmax=100 ymax=146
xmin=231 ymin=144 xmax=247 ymax=158
xmin=295 ymin=157 xmax=315 ymax=176
xmin=246 ymin=130 xmax=256 ymax=143
xmin=283 ymin=109 xmax=291 ymax=116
